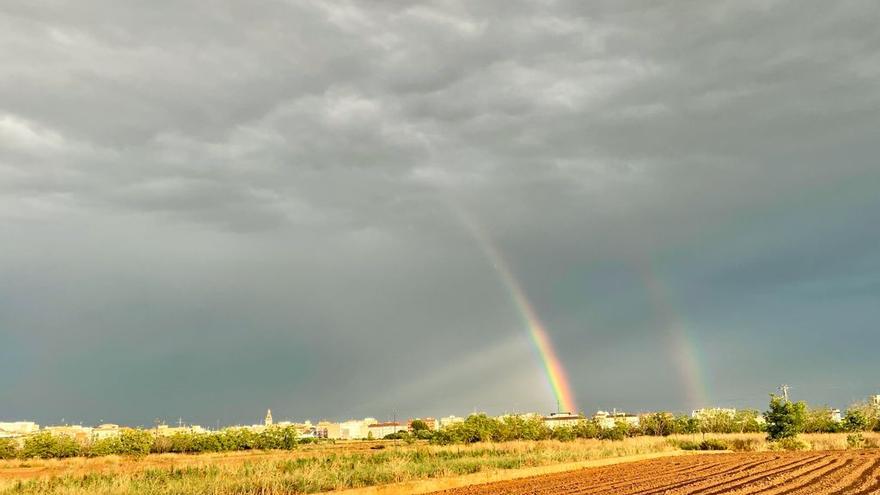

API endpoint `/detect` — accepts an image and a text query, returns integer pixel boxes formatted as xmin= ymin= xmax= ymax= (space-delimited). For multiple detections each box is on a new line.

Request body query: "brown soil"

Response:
xmin=428 ymin=451 xmax=880 ymax=495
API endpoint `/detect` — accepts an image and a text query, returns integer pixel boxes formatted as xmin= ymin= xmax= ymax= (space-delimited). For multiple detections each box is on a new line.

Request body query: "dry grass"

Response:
xmin=1 ymin=433 xmax=875 ymax=495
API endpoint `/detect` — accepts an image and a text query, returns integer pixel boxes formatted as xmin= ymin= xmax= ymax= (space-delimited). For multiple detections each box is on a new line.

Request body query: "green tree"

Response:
xmin=118 ymin=429 xmax=153 ymax=457
xmin=0 ymin=438 xmax=18 ymax=460
xmin=672 ymin=415 xmax=700 ymax=434
xmin=572 ymin=419 xmax=600 ymax=439
xmin=764 ymin=394 xmax=806 ymax=440
xmin=550 ymin=426 xmax=576 ymax=441
xmin=733 ymin=409 xmax=765 ymax=433
xmin=641 ymin=412 xmax=675 ymax=436
xmin=409 ymin=420 xmax=429 ymax=433
xmin=21 ymin=432 xmax=81 ymax=459
xmin=844 ymin=402 xmax=880 ymax=432
xmin=843 ymin=409 xmax=869 ymax=432
xmin=804 ymin=407 xmax=842 ymax=433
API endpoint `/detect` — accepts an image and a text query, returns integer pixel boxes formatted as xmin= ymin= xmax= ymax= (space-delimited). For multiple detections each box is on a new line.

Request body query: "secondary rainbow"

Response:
xmin=453 ymin=206 xmax=578 ymax=413
xmin=639 ymin=261 xmax=710 ymax=409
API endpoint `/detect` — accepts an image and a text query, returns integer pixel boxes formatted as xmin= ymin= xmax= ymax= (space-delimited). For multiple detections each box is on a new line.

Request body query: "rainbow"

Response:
xmin=453 ymin=207 xmax=578 ymax=413
xmin=640 ymin=262 xmax=709 ymax=409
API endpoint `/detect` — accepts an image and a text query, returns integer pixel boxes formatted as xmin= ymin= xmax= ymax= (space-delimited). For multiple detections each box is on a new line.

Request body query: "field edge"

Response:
xmin=326 ymin=450 xmax=716 ymax=495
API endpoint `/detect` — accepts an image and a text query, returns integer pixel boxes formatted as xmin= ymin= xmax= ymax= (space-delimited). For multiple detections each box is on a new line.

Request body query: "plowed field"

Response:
xmin=430 ymin=451 xmax=880 ymax=495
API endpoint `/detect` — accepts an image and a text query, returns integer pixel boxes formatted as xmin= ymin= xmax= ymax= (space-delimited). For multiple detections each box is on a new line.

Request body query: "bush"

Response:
xmin=0 ymin=438 xmax=18 ymax=459
xmin=550 ymin=426 xmax=576 ymax=442
xmin=846 ymin=433 xmax=864 ymax=449
xmin=87 ymin=437 xmax=122 ymax=457
xmin=640 ymin=413 xmax=675 ymax=436
xmin=843 ymin=410 xmax=870 ymax=432
xmin=700 ymin=438 xmax=729 ymax=450
xmin=728 ymin=437 xmax=762 ymax=452
xmin=804 ymin=407 xmax=843 ymax=433
xmin=764 ymin=394 xmax=806 ymax=440
xmin=118 ymin=429 xmax=153 ymax=457
xmin=598 ymin=424 xmax=628 ymax=441
xmin=674 ymin=439 xmax=728 ymax=451
xmin=770 ymin=437 xmax=809 ymax=451
xmin=21 ymin=432 xmax=81 ymax=459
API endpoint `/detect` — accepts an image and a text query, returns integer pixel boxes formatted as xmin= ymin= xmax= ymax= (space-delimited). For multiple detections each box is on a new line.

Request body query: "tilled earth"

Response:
xmin=430 ymin=451 xmax=880 ymax=495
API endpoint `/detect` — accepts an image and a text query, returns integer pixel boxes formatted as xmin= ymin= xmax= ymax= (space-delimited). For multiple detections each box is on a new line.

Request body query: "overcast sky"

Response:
xmin=2 ymin=1 xmax=879 ymax=427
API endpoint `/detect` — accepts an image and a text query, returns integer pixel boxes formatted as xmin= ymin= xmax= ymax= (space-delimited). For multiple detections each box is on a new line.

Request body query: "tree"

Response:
xmin=0 ymin=438 xmax=17 ymax=460
xmin=804 ymin=407 xmax=842 ymax=433
xmin=673 ymin=415 xmax=700 ymax=434
xmin=410 ymin=420 xmax=429 ymax=433
xmin=118 ymin=429 xmax=153 ymax=457
xmin=733 ymin=409 xmax=765 ymax=433
xmin=844 ymin=402 xmax=880 ymax=432
xmin=641 ymin=412 xmax=675 ymax=436
xmin=764 ymin=394 xmax=806 ymax=441
xmin=21 ymin=432 xmax=81 ymax=459
xmin=843 ymin=409 xmax=869 ymax=432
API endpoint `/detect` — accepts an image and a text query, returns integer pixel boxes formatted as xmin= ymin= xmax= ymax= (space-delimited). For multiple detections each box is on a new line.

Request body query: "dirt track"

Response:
xmin=429 ymin=451 xmax=880 ymax=495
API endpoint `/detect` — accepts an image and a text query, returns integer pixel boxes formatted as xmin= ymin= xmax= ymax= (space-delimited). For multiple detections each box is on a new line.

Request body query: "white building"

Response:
xmin=368 ymin=422 xmax=407 ymax=438
xmin=872 ymin=395 xmax=880 ymax=407
xmin=438 ymin=415 xmax=464 ymax=428
xmin=542 ymin=412 xmax=582 ymax=429
xmin=691 ymin=408 xmax=737 ymax=420
xmin=831 ymin=409 xmax=843 ymax=423
xmin=0 ymin=422 xmax=39 ymax=437
xmin=340 ymin=418 xmax=376 ymax=439
xmin=594 ymin=411 xmax=640 ymax=429
xmin=43 ymin=425 xmax=93 ymax=443
xmin=92 ymin=424 xmax=121 ymax=440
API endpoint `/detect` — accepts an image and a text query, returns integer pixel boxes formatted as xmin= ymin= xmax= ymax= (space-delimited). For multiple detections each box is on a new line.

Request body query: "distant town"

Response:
xmin=4 ymin=394 xmax=878 ymax=444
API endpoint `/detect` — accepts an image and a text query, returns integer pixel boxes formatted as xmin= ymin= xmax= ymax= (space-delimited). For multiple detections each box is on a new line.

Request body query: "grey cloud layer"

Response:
xmin=1 ymin=1 xmax=879 ymax=425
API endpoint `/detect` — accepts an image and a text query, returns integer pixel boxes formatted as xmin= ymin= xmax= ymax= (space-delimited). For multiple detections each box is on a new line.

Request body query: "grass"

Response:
xmin=1 ymin=433 xmax=877 ymax=494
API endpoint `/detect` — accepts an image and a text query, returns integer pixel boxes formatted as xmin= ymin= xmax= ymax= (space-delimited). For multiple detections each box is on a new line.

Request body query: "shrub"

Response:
xmin=598 ymin=424 xmax=627 ymax=441
xmin=0 ymin=438 xmax=18 ymax=459
xmin=20 ymin=432 xmax=81 ymax=459
xmin=674 ymin=439 xmax=728 ymax=451
xmin=846 ymin=433 xmax=864 ymax=449
xmin=843 ymin=410 xmax=870 ymax=432
xmin=550 ymin=426 xmax=576 ymax=442
xmin=118 ymin=429 xmax=153 ymax=457
xmin=804 ymin=407 xmax=843 ymax=433
xmin=770 ymin=437 xmax=809 ymax=451
xmin=700 ymin=438 xmax=729 ymax=450
xmin=641 ymin=413 xmax=675 ymax=436
xmin=728 ymin=437 xmax=762 ymax=452
xmin=572 ymin=420 xmax=600 ymax=439
xmin=410 ymin=420 xmax=429 ymax=432
xmin=764 ymin=394 xmax=806 ymax=440
xmin=87 ymin=437 xmax=122 ymax=457
xmin=675 ymin=440 xmax=701 ymax=450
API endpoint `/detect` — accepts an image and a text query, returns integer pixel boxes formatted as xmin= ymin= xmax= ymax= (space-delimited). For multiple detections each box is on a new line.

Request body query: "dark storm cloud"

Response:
xmin=2 ymin=1 xmax=879 ymax=425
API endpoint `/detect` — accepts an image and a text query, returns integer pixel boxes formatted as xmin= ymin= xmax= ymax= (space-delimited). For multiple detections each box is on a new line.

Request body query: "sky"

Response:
xmin=1 ymin=1 xmax=879 ymax=428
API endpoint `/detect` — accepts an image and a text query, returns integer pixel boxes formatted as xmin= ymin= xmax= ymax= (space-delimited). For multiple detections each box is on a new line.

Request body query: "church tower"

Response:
xmin=265 ymin=409 xmax=273 ymax=426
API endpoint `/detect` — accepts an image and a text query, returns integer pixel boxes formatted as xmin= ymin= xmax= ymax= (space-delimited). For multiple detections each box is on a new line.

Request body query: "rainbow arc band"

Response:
xmin=454 ymin=207 xmax=577 ymax=413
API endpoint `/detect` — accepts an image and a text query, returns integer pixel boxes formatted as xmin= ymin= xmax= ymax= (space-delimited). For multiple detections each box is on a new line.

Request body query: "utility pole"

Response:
xmin=780 ymin=384 xmax=790 ymax=401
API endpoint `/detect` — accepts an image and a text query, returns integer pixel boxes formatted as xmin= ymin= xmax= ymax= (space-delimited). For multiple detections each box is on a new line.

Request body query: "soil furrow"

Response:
xmin=669 ymin=454 xmax=825 ymax=495
xmin=617 ymin=458 xmax=773 ymax=495
xmin=490 ymin=456 xmax=737 ymax=495
xmin=829 ymin=456 xmax=880 ymax=495
xmin=429 ymin=451 xmax=880 ymax=495
xmin=562 ymin=456 xmax=759 ymax=495
xmin=653 ymin=456 xmax=821 ymax=495
xmin=748 ymin=457 xmax=854 ymax=495
xmin=846 ymin=458 xmax=880 ymax=495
